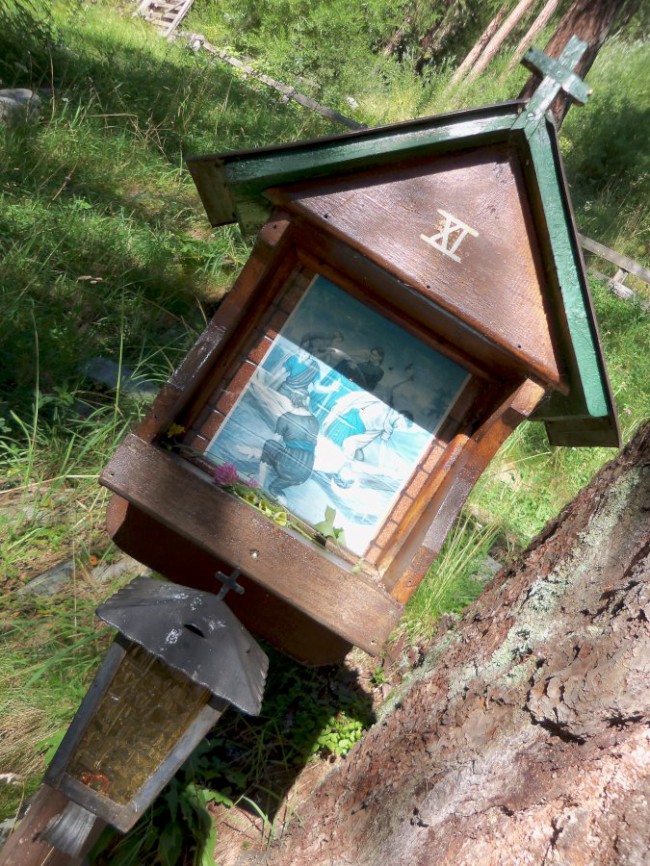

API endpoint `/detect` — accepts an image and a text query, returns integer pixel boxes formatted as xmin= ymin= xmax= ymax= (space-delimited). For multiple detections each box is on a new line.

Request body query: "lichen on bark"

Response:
xmin=262 ymin=422 xmax=650 ymax=866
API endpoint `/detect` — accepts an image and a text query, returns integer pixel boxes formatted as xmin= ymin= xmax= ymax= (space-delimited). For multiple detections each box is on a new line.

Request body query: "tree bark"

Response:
xmin=519 ymin=0 xmax=632 ymax=127
xmin=449 ymin=4 xmax=509 ymax=86
xmin=263 ymin=421 xmax=650 ymax=865
xmin=506 ymin=0 xmax=563 ymax=71
xmin=382 ymin=14 xmax=414 ymax=58
xmin=464 ymin=0 xmax=539 ymax=81
xmin=414 ymin=0 xmax=468 ymax=73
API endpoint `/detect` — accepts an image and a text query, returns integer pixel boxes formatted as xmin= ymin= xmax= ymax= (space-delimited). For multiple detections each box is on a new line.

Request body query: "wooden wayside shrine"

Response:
xmin=101 ymin=39 xmax=619 ymax=667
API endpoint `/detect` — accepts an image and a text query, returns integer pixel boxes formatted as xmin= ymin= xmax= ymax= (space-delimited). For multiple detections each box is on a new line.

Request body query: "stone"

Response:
xmin=475 ymin=554 xmax=504 ymax=584
xmin=0 ymin=88 xmax=41 ymax=123
xmin=90 ymin=555 xmax=151 ymax=583
xmin=17 ymin=561 xmax=75 ymax=596
xmin=80 ymin=357 xmax=158 ymax=401
xmin=0 ymin=817 xmax=19 ymax=849
xmin=17 ymin=555 xmax=152 ymax=596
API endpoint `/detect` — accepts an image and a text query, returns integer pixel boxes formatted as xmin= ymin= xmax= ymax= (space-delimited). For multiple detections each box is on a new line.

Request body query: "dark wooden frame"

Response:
xmin=101 ymin=212 xmax=545 ymax=661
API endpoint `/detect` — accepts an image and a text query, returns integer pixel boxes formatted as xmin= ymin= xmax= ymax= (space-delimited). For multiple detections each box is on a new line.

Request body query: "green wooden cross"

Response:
xmin=514 ymin=35 xmax=592 ymax=133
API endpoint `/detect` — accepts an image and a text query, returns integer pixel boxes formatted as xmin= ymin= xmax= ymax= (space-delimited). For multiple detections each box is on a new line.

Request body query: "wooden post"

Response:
xmin=506 ymin=0 xmax=563 ymax=71
xmin=0 ymin=786 xmax=106 ymax=866
xmin=449 ymin=4 xmax=509 ymax=85
xmin=465 ymin=0 xmax=539 ymax=82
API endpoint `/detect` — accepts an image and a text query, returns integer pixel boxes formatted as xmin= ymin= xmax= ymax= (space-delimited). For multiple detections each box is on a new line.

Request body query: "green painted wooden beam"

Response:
xmin=187 ymin=103 xmax=521 ymax=233
xmin=516 ymin=119 xmax=618 ymax=445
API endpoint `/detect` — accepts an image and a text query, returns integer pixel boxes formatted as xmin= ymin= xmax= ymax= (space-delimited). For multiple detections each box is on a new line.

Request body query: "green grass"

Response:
xmin=0 ymin=2 xmax=648 ymax=864
xmin=402 ymin=514 xmax=501 ymax=643
xmin=562 ymin=37 xmax=650 ymax=273
xmin=0 ymin=590 xmax=116 ymax=819
xmin=464 ymin=278 xmax=650 ymax=546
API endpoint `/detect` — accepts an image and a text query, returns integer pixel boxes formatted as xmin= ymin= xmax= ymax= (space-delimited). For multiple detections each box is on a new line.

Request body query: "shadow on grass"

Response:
xmin=90 ymin=645 xmax=375 ymax=865
xmin=0 ymin=3 xmax=332 ymax=426
xmin=562 ymin=94 xmax=650 ymax=254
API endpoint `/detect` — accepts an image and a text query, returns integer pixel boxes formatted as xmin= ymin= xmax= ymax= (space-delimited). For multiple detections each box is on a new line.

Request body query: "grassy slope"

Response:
xmin=0 ymin=1 xmax=648 ymax=861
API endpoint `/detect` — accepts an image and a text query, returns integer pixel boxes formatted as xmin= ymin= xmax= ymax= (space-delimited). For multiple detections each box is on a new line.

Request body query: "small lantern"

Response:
xmin=100 ymin=41 xmax=619 ymax=668
xmin=42 ymin=577 xmax=267 ymax=857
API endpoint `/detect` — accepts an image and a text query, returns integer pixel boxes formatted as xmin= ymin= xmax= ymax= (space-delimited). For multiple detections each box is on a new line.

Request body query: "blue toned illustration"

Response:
xmin=205 ymin=276 xmax=469 ymax=557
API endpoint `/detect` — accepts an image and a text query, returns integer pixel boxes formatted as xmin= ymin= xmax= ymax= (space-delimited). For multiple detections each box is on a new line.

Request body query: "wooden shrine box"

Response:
xmin=101 ymin=97 xmax=619 ymax=666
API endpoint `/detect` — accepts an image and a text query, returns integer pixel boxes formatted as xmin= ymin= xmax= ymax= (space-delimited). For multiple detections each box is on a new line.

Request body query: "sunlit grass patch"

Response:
xmin=402 ymin=514 xmax=501 ymax=643
xmin=0 ymin=588 xmax=116 ymax=817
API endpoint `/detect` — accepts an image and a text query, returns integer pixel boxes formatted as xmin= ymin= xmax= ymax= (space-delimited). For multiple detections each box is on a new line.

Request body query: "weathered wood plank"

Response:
xmin=384 ymin=378 xmax=546 ymax=603
xmin=186 ymin=103 xmax=520 ymax=232
xmin=578 ymin=233 xmax=650 ymax=285
xmin=186 ymin=36 xmax=366 ymax=131
xmin=100 ymin=435 xmax=402 ymax=655
xmin=0 ymin=786 xmax=106 ymax=866
xmin=106 ymin=496 xmax=354 ymax=665
xmin=272 ymin=143 xmax=563 ymax=389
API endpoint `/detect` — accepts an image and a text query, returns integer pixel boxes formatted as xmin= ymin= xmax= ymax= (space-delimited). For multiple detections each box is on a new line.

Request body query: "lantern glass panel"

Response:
xmin=67 ymin=642 xmax=211 ymax=805
xmin=199 ymin=274 xmax=469 ymax=557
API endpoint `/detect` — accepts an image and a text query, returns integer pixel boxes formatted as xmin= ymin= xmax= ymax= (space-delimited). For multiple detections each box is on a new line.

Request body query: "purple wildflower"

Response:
xmin=213 ymin=462 xmax=240 ymax=487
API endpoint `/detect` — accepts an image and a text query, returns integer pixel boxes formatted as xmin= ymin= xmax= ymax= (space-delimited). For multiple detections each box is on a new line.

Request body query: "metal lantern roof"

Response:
xmin=97 ymin=577 xmax=268 ymax=715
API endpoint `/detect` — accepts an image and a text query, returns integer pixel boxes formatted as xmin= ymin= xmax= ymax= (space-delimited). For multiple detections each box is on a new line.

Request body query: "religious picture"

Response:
xmin=205 ymin=276 xmax=470 ymax=556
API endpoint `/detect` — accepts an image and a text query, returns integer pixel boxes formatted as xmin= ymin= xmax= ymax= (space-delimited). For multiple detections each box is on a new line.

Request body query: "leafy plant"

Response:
xmin=210 ymin=461 xmax=347 ymax=544
xmin=313 ymin=505 xmax=346 ymax=546
xmin=90 ymin=760 xmax=218 ymax=866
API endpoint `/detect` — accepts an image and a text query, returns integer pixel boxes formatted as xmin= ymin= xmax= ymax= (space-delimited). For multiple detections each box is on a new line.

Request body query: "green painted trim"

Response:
xmin=514 ymin=38 xmax=590 ymax=138
xmin=523 ymin=47 xmax=591 ymax=105
xmin=225 ymin=114 xmax=515 ymax=185
xmin=188 ymin=105 xmax=520 ymax=230
xmin=524 ymin=122 xmax=614 ymax=428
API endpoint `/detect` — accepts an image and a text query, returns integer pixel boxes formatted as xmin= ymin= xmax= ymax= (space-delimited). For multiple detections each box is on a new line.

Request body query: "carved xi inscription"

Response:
xmin=421 ymin=209 xmax=479 ymax=263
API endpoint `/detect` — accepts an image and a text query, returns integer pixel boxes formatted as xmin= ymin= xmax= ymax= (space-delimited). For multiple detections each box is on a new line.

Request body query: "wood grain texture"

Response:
xmin=186 ymin=103 xmax=520 ymax=233
xmin=101 ymin=436 xmax=402 ymax=655
xmin=105 ymin=496 xmax=353 ymax=666
xmin=0 ymin=786 xmax=106 ymax=866
xmin=385 ymin=379 xmax=546 ymax=603
xmin=578 ymin=232 xmax=650 ymax=285
xmin=295 ymin=237 xmax=497 ymax=380
xmin=269 ymin=144 xmax=563 ymax=387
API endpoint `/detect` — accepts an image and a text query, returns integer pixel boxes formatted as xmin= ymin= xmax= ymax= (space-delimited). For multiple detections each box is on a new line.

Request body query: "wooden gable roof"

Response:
xmin=187 ymin=101 xmax=619 ymax=448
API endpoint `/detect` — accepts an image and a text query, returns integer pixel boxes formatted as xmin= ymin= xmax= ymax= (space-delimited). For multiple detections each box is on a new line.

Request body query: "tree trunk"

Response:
xmin=414 ymin=0 xmax=467 ymax=73
xmin=506 ymin=0 xmax=563 ymax=71
xmin=382 ymin=14 xmax=414 ymax=58
xmin=263 ymin=421 xmax=650 ymax=865
xmin=464 ymin=0 xmax=539 ymax=81
xmin=519 ymin=0 xmax=632 ymax=127
xmin=449 ymin=4 xmax=509 ymax=86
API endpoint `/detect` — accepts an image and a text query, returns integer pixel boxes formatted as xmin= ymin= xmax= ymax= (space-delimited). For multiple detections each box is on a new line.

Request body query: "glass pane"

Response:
xmin=68 ymin=644 xmax=210 ymax=805
xmin=205 ymin=276 xmax=469 ymax=556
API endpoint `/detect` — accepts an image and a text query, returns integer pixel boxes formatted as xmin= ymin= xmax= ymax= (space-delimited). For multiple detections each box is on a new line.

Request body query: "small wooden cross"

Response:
xmin=214 ymin=567 xmax=245 ymax=601
xmin=514 ymin=35 xmax=592 ymax=131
